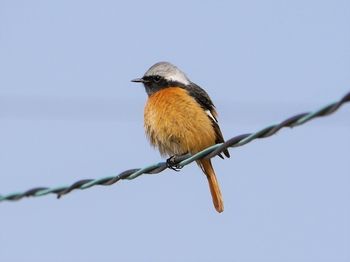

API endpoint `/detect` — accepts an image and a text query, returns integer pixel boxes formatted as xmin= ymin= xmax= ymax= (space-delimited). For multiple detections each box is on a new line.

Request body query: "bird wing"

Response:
xmin=186 ymin=83 xmax=230 ymax=158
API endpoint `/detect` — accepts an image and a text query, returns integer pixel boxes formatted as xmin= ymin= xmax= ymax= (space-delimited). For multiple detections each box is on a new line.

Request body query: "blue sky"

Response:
xmin=1 ymin=1 xmax=349 ymax=261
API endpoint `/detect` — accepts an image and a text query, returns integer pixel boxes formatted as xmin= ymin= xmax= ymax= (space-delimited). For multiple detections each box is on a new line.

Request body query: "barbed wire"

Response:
xmin=1 ymin=91 xmax=349 ymax=203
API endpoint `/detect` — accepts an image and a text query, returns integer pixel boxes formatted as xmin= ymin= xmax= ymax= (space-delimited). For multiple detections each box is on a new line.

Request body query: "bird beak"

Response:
xmin=131 ymin=78 xmax=145 ymax=83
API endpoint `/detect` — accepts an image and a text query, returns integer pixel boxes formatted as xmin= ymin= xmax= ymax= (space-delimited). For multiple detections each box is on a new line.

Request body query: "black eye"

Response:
xmin=153 ymin=76 xmax=161 ymax=82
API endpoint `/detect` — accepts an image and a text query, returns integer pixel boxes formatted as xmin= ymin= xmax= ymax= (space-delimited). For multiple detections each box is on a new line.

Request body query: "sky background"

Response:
xmin=1 ymin=1 xmax=349 ymax=261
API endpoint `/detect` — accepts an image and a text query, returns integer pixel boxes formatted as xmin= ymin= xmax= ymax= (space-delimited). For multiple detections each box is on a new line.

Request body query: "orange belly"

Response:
xmin=144 ymin=87 xmax=216 ymax=157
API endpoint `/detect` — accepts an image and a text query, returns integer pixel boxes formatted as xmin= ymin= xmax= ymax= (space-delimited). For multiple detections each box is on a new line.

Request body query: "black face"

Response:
xmin=141 ymin=75 xmax=187 ymax=97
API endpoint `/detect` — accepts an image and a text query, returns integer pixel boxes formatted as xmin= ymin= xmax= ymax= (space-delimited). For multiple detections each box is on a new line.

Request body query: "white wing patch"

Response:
xmin=205 ymin=110 xmax=217 ymax=123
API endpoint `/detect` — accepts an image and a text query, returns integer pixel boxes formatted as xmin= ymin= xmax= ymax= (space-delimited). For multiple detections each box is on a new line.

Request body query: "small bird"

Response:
xmin=131 ymin=62 xmax=230 ymax=212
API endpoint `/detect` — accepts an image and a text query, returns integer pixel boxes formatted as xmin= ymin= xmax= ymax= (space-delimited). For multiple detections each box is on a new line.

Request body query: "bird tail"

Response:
xmin=197 ymin=159 xmax=224 ymax=213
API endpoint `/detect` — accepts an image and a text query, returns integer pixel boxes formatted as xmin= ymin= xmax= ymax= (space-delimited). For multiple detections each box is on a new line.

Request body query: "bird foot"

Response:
xmin=166 ymin=155 xmax=183 ymax=172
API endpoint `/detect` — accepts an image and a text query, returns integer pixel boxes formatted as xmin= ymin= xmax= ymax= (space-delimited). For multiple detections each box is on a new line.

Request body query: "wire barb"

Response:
xmin=1 ymin=91 xmax=349 ymax=203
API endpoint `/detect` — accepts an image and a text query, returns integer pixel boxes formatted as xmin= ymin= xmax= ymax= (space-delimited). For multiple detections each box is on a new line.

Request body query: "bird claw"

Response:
xmin=166 ymin=155 xmax=183 ymax=172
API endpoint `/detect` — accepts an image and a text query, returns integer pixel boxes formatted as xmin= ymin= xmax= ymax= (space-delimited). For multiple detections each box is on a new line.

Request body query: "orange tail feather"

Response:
xmin=197 ymin=159 xmax=224 ymax=213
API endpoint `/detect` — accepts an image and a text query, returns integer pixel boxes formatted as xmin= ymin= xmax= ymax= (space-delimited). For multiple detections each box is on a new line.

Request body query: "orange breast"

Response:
xmin=144 ymin=87 xmax=216 ymax=157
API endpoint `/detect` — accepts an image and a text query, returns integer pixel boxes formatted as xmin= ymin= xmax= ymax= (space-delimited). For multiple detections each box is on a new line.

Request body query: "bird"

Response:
xmin=131 ymin=62 xmax=230 ymax=213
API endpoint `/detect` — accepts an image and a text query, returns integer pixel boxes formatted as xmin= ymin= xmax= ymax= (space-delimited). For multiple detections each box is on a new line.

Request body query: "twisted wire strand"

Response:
xmin=1 ymin=91 xmax=349 ymax=203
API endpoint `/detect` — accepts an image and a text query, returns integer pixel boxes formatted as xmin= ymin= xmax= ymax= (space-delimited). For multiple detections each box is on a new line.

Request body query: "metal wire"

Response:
xmin=1 ymin=91 xmax=349 ymax=203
